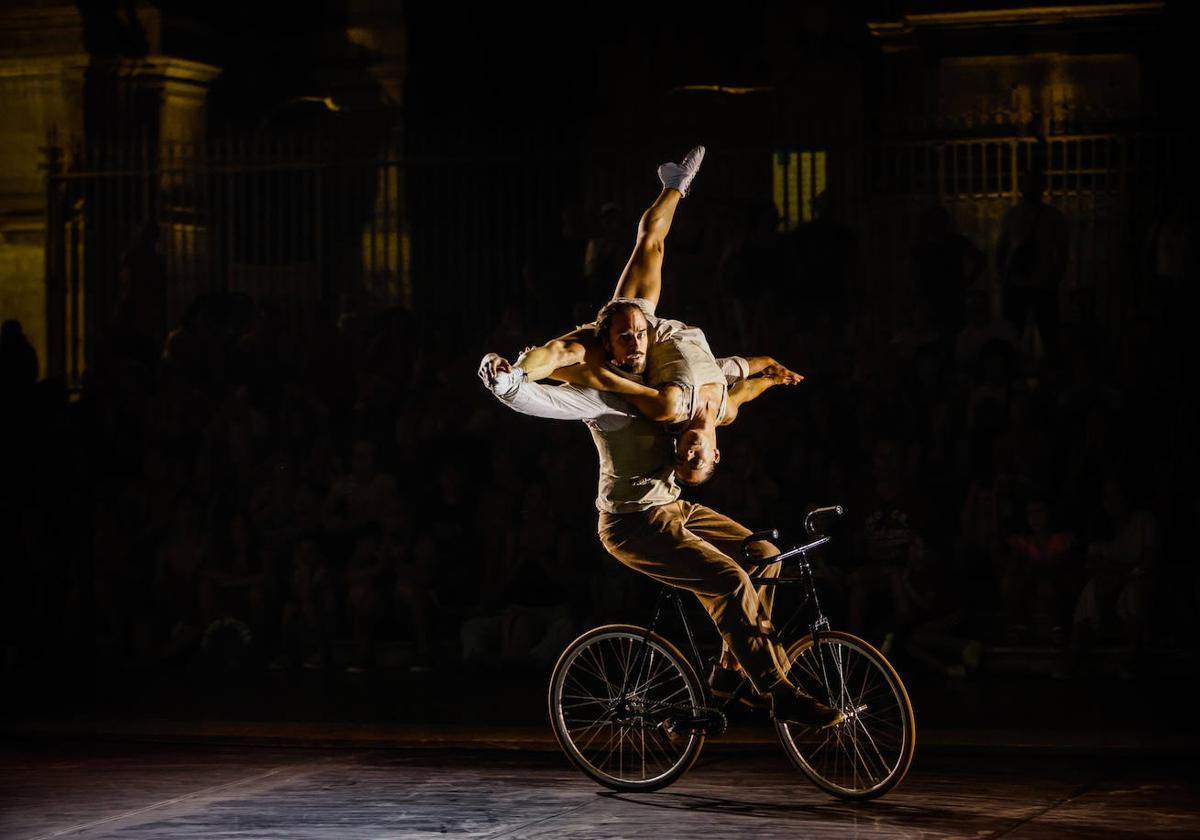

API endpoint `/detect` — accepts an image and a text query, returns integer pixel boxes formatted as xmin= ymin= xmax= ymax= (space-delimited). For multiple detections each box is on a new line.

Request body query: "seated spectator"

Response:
xmin=344 ymin=528 xmax=386 ymax=673
xmin=1064 ymin=478 xmax=1158 ymax=678
xmin=460 ymin=482 xmax=576 ymax=669
xmin=378 ymin=498 xmax=436 ymax=672
xmin=274 ymin=535 xmax=336 ymax=670
xmin=966 ymin=339 xmax=1017 ymax=477
xmin=848 ymin=438 xmax=927 ymax=641
xmin=955 ymin=475 xmax=1007 ymax=635
xmin=393 ymin=530 xmax=436 ymax=673
xmin=199 ymin=511 xmax=268 ymax=637
xmin=322 ymin=438 xmax=397 ymax=541
xmin=895 ymin=534 xmax=983 ymax=678
xmin=154 ymin=497 xmax=209 ymax=657
xmin=250 ymin=455 xmax=318 ymax=571
xmin=91 ymin=480 xmax=154 ymax=662
xmin=1002 ymin=497 xmax=1076 ymax=643
xmin=910 ymin=206 xmax=986 ymax=338
xmin=993 ymin=389 xmax=1053 ymax=495
xmin=205 ymin=383 xmax=270 ymax=504
xmin=954 ymin=290 xmax=1019 ymax=376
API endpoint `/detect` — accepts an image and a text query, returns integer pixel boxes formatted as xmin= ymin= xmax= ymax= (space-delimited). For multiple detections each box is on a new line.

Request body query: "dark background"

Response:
xmin=0 ymin=1 xmax=1196 ymax=734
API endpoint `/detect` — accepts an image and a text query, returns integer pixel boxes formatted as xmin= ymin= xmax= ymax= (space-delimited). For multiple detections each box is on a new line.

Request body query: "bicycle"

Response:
xmin=548 ymin=505 xmax=916 ymax=798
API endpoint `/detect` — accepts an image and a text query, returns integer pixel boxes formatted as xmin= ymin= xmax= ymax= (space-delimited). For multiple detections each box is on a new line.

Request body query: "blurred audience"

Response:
xmin=1 ymin=190 xmax=1193 ymax=688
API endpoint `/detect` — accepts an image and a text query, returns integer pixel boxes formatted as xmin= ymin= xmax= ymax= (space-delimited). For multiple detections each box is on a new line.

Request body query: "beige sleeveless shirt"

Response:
xmin=587 ymin=413 xmax=681 ymax=514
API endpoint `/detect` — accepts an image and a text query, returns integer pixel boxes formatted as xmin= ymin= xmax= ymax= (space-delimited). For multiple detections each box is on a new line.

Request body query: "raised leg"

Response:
xmin=612 ymin=189 xmax=680 ymax=309
xmin=612 ymin=145 xmax=705 ymax=308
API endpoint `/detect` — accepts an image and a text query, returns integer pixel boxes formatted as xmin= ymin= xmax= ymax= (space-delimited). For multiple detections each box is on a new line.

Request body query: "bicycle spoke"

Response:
xmin=850 ymin=700 xmax=894 ymax=766
xmin=574 ymin=718 xmax=617 ymax=756
xmin=561 ymin=691 xmax=614 ymax=710
xmin=616 ymin=636 xmax=632 ymax=693
xmin=778 ymin=635 xmax=912 ymax=798
xmin=564 ymin=669 xmax=610 ymax=700
xmin=552 ymin=629 xmax=703 ymax=790
xmin=630 ymin=660 xmax=683 ymax=697
xmin=643 ymin=684 xmax=690 ymax=709
xmin=843 ymin=718 xmax=882 ymax=786
xmin=571 ymin=653 xmax=621 ymax=700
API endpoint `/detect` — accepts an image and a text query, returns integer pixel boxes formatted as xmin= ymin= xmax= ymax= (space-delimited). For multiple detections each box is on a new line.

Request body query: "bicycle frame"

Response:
xmin=621 ymin=588 xmax=710 ymax=706
xmin=619 ymin=532 xmax=836 ymax=716
xmin=753 ymin=535 xmax=834 ymax=642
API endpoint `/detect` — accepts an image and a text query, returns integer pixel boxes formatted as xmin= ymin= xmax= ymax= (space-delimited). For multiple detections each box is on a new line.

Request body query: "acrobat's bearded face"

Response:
xmin=603 ymin=308 xmax=649 ymax=375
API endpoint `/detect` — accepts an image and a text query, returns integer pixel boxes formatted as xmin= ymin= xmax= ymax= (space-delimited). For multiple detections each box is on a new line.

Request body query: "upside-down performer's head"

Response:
xmin=674 ymin=425 xmax=720 ymax=486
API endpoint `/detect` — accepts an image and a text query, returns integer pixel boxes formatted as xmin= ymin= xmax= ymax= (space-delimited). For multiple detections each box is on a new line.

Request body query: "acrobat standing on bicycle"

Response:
xmin=478 ymin=146 xmax=843 ymax=729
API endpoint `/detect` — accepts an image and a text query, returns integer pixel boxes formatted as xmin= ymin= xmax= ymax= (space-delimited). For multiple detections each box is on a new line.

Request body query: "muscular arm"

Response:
xmin=550 ymin=349 xmax=682 ymax=422
xmin=512 ymin=327 xmax=669 ymax=424
xmin=514 ymin=328 xmax=593 ymax=381
xmin=479 ymin=353 xmax=638 ymax=428
xmin=533 ymin=328 xmax=681 ymax=422
xmin=485 ymin=325 xmax=679 ymax=422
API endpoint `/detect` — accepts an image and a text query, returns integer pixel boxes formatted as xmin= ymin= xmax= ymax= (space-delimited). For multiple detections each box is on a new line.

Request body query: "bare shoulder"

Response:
xmin=659 ymin=384 xmax=688 ymax=423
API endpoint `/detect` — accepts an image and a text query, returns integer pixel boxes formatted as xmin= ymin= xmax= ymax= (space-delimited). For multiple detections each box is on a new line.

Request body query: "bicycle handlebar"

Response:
xmin=804 ymin=505 xmax=844 ymax=536
xmin=741 ymin=506 xmax=844 ymax=558
xmin=740 ymin=528 xmax=779 ymax=556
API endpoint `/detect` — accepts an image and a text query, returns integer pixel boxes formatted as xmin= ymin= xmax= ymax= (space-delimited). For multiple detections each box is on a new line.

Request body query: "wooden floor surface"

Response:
xmin=1 ymin=743 xmax=1197 ymax=839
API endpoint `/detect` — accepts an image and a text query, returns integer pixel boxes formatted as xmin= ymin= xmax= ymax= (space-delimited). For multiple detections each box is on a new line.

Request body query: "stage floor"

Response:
xmin=2 ymin=743 xmax=1197 ymax=839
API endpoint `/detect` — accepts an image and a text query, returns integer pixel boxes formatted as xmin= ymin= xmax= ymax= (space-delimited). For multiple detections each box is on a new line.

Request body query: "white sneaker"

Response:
xmin=657 ymin=145 xmax=706 ymax=196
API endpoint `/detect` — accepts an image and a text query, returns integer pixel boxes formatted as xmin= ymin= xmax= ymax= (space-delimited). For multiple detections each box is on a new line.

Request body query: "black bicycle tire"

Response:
xmin=775 ymin=630 xmax=916 ymax=800
xmin=548 ymin=623 xmax=706 ymax=792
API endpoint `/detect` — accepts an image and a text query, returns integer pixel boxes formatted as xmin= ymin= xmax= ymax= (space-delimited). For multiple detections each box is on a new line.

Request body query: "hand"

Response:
xmin=478 ymin=353 xmax=512 ymax=388
xmin=761 ymin=360 xmax=803 ymax=385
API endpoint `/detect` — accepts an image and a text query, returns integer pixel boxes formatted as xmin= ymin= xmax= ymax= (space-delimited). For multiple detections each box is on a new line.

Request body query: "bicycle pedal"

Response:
xmin=668 ymin=708 xmax=727 ymax=737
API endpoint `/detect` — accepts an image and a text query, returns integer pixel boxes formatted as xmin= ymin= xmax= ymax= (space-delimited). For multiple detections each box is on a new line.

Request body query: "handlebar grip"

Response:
xmin=741 ymin=529 xmax=779 ymax=556
xmin=804 ymin=505 xmax=845 ymax=536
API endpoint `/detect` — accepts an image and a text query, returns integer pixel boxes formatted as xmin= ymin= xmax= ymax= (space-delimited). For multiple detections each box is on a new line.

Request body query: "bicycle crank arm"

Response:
xmin=663 ymin=709 xmax=728 ymax=737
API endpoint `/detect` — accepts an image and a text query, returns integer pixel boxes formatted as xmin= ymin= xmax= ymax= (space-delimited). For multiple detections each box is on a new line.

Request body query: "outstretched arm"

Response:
xmin=486 ymin=327 xmax=681 ymax=422
xmin=477 ymin=353 xmax=636 ymax=425
xmin=551 ymin=355 xmax=684 ymax=423
xmin=512 ymin=328 xmax=594 ymax=382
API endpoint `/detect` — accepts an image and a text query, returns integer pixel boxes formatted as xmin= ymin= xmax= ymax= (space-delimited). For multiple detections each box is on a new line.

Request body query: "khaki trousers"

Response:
xmin=598 ymin=500 xmax=789 ymax=693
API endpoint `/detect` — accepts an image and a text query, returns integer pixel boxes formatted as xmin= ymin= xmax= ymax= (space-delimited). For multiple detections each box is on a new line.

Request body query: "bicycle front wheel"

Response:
xmin=548 ymin=624 xmax=706 ymax=792
xmin=776 ymin=630 xmax=916 ymax=800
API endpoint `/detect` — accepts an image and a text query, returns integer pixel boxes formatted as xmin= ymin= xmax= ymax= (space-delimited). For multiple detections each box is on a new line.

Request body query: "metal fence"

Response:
xmin=854 ymin=131 xmax=1180 ymax=331
xmin=42 ymin=127 xmax=1180 ymax=388
xmin=43 ymin=133 xmax=411 ymax=387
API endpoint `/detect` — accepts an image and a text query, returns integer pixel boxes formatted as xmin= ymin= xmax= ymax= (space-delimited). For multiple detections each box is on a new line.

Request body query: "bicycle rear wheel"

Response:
xmin=775 ymin=630 xmax=915 ymax=800
xmin=548 ymin=624 xmax=705 ymax=792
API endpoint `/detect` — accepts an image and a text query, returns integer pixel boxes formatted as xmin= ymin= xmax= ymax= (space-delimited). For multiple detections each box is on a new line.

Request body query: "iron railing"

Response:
xmin=42 ymin=128 xmax=1180 ymax=388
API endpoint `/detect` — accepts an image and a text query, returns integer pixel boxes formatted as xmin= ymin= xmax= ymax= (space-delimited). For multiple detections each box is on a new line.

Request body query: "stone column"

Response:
xmin=0 ymin=1 xmax=220 ymax=384
xmin=0 ymin=3 xmax=88 ymax=378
